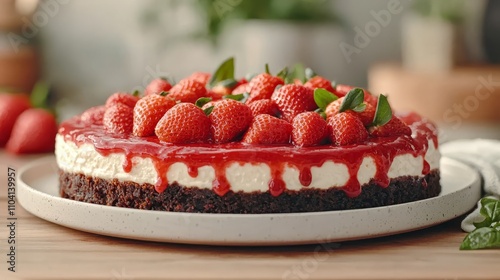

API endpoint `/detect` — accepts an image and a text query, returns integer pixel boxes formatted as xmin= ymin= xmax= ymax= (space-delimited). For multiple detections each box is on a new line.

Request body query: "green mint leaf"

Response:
xmin=159 ymin=91 xmax=169 ymax=97
xmin=203 ymin=105 xmax=214 ymax=116
xmin=339 ymin=88 xmax=364 ymax=113
xmin=30 ymin=81 xmax=51 ymax=109
xmin=290 ymin=63 xmax=306 ymax=84
xmin=208 ymin=57 xmax=234 ymax=88
xmin=217 ymin=79 xmax=238 ymax=88
xmin=277 ymin=67 xmax=288 ymax=80
xmin=224 ymin=94 xmax=244 ymax=101
xmin=352 ymin=103 xmax=367 ymax=113
xmin=305 ymin=68 xmax=317 ymax=80
xmin=460 ymin=227 xmax=500 ymax=250
xmin=132 ymin=90 xmax=140 ymax=97
xmin=265 ymin=63 xmax=271 ymax=75
xmin=474 ymin=197 xmax=500 ymax=228
xmin=372 ymin=94 xmax=392 ymax=126
xmin=195 ymin=97 xmax=212 ymax=108
xmin=314 ymin=88 xmax=338 ymax=110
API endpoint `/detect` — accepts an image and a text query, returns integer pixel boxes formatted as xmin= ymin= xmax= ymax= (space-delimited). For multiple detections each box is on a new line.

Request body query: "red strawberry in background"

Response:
xmin=328 ymin=112 xmax=368 ymax=146
xmin=155 ymin=103 xmax=211 ymax=144
xmin=187 ymin=72 xmax=211 ymax=85
xmin=369 ymin=116 xmax=412 ymax=137
xmin=292 ymin=112 xmax=328 ymax=147
xmin=133 ymin=94 xmax=176 ymax=137
xmin=246 ymin=73 xmax=284 ymax=103
xmin=242 ymin=114 xmax=292 ymax=145
xmin=144 ymin=78 xmax=172 ymax=96
xmin=103 ymin=104 xmax=134 ymax=134
xmin=248 ymin=99 xmax=280 ymax=117
xmin=0 ymin=94 xmax=31 ymax=146
xmin=80 ymin=105 xmax=106 ymax=125
xmin=232 ymin=83 xmax=251 ymax=95
xmin=6 ymin=108 xmax=58 ymax=154
xmin=304 ymin=76 xmax=335 ymax=93
xmin=209 ymin=99 xmax=252 ymax=143
xmin=168 ymin=79 xmax=208 ymax=103
xmin=271 ymin=84 xmax=317 ymax=122
xmin=336 ymin=84 xmax=376 ymax=105
xmin=105 ymin=92 xmax=139 ymax=108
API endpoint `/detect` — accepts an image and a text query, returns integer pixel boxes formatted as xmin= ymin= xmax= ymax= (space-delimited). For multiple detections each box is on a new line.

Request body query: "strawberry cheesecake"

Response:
xmin=56 ymin=59 xmax=440 ymax=213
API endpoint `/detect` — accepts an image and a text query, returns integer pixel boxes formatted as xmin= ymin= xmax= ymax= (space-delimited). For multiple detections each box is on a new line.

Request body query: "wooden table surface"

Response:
xmin=1 ymin=151 xmax=499 ymax=280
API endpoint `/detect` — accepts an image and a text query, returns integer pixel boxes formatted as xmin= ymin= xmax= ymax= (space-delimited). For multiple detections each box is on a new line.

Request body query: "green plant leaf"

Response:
xmin=224 ymin=94 xmax=245 ymax=101
xmin=372 ymin=94 xmax=392 ymax=126
xmin=203 ymin=105 xmax=214 ymax=116
xmin=339 ymin=88 xmax=364 ymax=113
xmin=195 ymin=97 xmax=212 ymax=108
xmin=132 ymin=90 xmax=140 ymax=97
xmin=314 ymin=88 xmax=338 ymax=110
xmin=305 ymin=68 xmax=317 ymax=80
xmin=30 ymin=81 xmax=50 ymax=109
xmin=159 ymin=91 xmax=169 ymax=97
xmin=208 ymin=57 xmax=234 ymax=88
xmin=460 ymin=227 xmax=500 ymax=250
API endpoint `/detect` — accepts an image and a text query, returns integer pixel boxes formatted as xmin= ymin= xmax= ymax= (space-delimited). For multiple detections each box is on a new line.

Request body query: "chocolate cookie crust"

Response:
xmin=59 ymin=171 xmax=440 ymax=214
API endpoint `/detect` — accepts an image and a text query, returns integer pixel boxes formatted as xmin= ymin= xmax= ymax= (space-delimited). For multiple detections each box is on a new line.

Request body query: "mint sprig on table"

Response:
xmin=460 ymin=197 xmax=500 ymax=250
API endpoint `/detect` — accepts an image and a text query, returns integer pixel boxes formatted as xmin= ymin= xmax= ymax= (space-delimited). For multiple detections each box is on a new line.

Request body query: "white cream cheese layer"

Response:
xmin=55 ymin=134 xmax=440 ymax=192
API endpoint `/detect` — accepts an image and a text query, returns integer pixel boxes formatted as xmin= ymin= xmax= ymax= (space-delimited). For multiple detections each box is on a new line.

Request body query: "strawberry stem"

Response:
xmin=265 ymin=63 xmax=271 ymax=75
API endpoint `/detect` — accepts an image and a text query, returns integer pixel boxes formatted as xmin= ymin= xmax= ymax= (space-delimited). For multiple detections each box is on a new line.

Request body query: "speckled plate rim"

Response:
xmin=17 ymin=156 xmax=481 ymax=246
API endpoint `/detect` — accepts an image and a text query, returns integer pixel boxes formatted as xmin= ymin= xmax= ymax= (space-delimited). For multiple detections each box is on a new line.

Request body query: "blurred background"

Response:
xmin=1 ymin=0 xmax=500 ymax=140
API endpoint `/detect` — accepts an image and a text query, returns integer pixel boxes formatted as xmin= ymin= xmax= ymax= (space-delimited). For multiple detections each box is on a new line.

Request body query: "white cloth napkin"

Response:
xmin=440 ymin=139 xmax=500 ymax=232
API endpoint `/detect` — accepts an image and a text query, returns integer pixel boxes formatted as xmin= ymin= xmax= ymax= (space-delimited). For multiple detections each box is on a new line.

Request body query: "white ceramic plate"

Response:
xmin=18 ymin=157 xmax=481 ymax=246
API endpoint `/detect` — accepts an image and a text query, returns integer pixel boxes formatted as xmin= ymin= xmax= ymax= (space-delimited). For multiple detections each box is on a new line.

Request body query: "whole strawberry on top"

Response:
xmin=271 ymin=84 xmax=317 ymax=122
xmin=144 ymin=78 xmax=172 ymax=96
xmin=209 ymin=99 xmax=253 ymax=144
xmin=155 ymin=103 xmax=211 ymax=144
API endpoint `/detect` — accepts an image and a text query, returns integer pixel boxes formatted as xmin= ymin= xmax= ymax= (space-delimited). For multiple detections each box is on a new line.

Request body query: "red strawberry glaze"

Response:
xmin=58 ymin=115 xmax=438 ymax=198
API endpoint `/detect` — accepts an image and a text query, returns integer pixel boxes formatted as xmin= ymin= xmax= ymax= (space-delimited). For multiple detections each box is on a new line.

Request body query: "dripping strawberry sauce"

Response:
xmin=59 ymin=116 xmax=438 ymax=198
